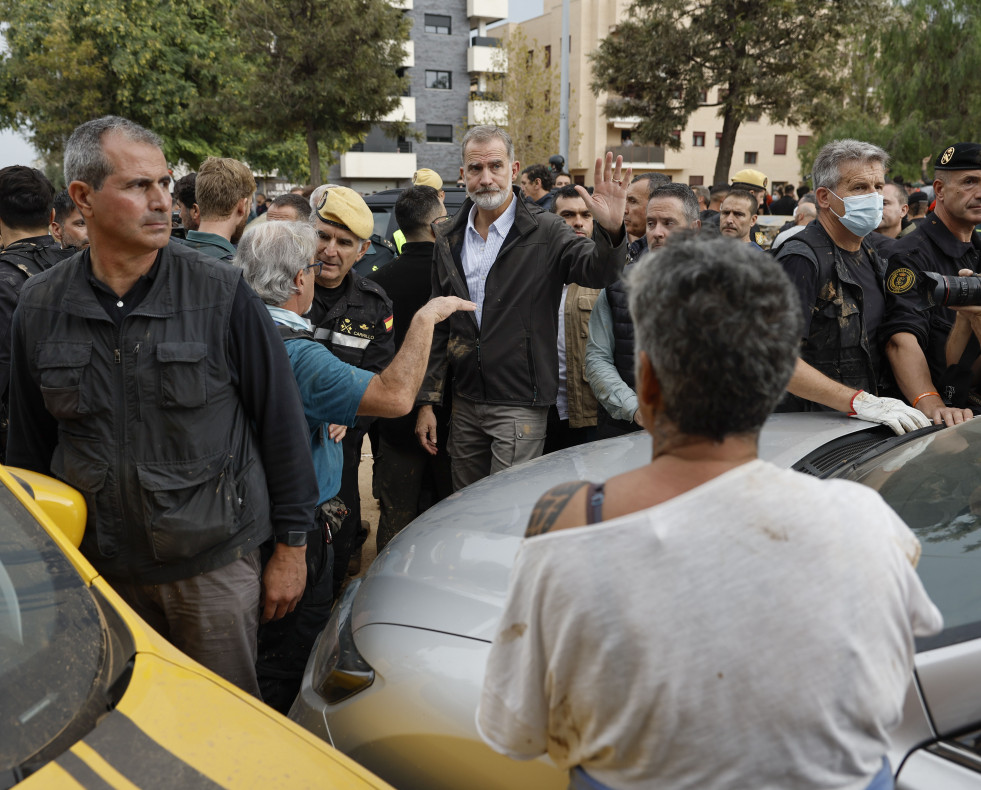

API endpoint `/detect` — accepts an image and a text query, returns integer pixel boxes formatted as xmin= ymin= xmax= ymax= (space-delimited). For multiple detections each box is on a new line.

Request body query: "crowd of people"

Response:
xmin=0 ymin=114 xmax=975 ymax=787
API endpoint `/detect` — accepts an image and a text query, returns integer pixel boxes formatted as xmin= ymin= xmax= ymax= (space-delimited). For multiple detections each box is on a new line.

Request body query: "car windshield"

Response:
xmin=838 ymin=418 xmax=981 ymax=650
xmin=0 ymin=482 xmax=103 ymax=772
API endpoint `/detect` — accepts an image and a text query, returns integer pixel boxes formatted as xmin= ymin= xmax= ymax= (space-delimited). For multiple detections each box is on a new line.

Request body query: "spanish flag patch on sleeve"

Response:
xmin=384 ymin=315 xmax=394 ymax=332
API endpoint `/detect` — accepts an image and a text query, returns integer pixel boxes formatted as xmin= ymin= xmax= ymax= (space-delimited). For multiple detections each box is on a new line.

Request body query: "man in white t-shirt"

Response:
xmin=477 ymin=234 xmax=943 ymax=790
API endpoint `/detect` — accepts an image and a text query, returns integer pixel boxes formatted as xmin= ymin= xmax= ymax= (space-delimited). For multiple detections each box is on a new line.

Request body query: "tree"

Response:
xmin=231 ymin=0 xmax=410 ymax=185
xmin=590 ymin=0 xmax=883 ymax=184
xmin=804 ymin=0 xmax=981 ymax=182
xmin=0 ymin=0 xmax=248 ymax=168
xmin=479 ymin=29 xmax=582 ymax=169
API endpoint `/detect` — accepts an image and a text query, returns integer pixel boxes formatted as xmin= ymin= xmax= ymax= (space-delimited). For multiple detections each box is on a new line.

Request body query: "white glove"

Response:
xmin=850 ymin=390 xmax=933 ymax=435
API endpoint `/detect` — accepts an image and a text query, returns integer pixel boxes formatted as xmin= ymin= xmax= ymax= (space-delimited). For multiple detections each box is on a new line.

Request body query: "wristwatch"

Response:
xmin=277 ymin=530 xmax=308 ymax=547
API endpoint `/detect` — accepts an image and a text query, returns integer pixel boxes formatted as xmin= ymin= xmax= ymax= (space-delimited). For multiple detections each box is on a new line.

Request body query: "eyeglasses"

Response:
xmin=304 ymin=262 xmax=324 ymax=276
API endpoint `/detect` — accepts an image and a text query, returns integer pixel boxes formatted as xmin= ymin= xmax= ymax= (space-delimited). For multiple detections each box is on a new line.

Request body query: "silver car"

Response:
xmin=290 ymin=413 xmax=981 ymax=789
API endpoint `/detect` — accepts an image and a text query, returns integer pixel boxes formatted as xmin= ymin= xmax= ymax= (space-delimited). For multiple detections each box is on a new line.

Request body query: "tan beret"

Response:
xmin=730 ymin=169 xmax=768 ymax=191
xmin=412 ymin=168 xmax=443 ymax=190
xmin=315 ymin=187 xmax=373 ymax=240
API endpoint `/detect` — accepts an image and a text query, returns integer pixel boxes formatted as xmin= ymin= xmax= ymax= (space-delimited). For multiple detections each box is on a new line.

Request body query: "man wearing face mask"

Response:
xmin=774 ymin=139 xmax=932 ymax=434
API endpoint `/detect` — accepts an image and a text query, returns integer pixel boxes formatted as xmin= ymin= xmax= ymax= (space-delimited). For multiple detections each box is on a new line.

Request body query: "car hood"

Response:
xmin=353 ymin=413 xmax=878 ymax=641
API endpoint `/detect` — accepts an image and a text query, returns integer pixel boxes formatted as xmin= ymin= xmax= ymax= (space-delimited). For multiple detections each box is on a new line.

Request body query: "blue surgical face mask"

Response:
xmin=828 ymin=189 xmax=884 ymax=237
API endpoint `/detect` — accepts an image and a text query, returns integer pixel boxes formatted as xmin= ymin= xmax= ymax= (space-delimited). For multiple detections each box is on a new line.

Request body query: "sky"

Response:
xmin=0 ymin=0 xmax=548 ymax=169
xmin=507 ymin=0 xmax=545 ymax=22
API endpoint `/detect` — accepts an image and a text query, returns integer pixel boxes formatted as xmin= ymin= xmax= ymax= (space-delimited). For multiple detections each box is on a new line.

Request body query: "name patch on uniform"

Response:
xmin=887 ymin=267 xmax=917 ymax=294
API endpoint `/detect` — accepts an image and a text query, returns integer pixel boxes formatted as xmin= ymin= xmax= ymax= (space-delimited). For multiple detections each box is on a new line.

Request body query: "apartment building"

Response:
xmin=328 ymin=0 xmax=508 ymax=193
xmin=515 ymin=0 xmax=812 ymax=189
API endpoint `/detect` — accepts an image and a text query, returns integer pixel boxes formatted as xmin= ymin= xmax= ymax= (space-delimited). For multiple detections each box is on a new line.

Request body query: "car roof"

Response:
xmin=353 ymin=413 xmax=884 ymax=641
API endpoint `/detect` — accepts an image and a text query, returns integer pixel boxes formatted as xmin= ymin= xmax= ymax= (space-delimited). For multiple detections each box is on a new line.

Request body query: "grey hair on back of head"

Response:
xmin=234 ymin=221 xmax=318 ymax=307
xmin=628 ymin=233 xmax=801 ymax=441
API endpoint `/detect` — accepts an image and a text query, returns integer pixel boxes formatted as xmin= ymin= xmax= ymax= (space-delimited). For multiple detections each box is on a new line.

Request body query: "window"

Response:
xmin=670 ymin=129 xmax=681 ymax=142
xmin=774 ymin=134 xmax=788 ymax=155
xmin=545 ymin=45 xmax=551 ymax=67
xmin=424 ymin=14 xmax=451 ymax=34
xmin=426 ymin=124 xmax=453 ymax=143
xmin=692 ymin=132 xmax=705 ymax=147
xmin=425 ymin=70 xmax=452 ymax=90
xmin=715 ymin=133 xmax=722 ymax=148
xmin=798 ymin=135 xmax=812 ymax=149
xmin=689 ymin=175 xmax=704 ymax=186
xmin=744 ymin=151 xmax=758 ymax=164
xmin=698 ymin=90 xmax=709 ymax=104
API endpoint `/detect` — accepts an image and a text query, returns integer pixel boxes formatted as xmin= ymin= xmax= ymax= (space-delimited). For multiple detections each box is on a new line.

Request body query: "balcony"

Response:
xmin=380 ymin=96 xmax=416 ymax=123
xmin=467 ymin=0 xmax=507 ymax=24
xmin=610 ymin=144 xmax=665 ymax=166
xmin=389 ymin=0 xmax=412 ymax=8
xmin=468 ymin=99 xmax=507 ymax=126
xmin=401 ymin=40 xmax=414 ymax=68
xmin=468 ymin=42 xmax=505 ymax=74
xmin=340 ymin=152 xmax=417 ymax=180
xmin=609 ymin=116 xmax=642 ymax=129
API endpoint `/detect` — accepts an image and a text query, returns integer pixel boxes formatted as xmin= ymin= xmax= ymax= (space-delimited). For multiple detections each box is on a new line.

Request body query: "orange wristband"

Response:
xmin=911 ymin=391 xmax=940 ymax=409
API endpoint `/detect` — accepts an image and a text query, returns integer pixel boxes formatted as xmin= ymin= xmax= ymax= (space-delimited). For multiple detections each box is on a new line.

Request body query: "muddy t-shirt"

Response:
xmin=477 ymin=461 xmax=941 ymax=790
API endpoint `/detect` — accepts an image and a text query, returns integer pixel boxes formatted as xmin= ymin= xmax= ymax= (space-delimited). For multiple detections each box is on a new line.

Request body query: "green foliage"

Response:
xmin=590 ymin=0 xmax=883 ymax=183
xmin=231 ymin=0 xmax=410 ymax=184
xmin=808 ymin=0 xmax=981 ymax=182
xmin=0 ymin=0 xmax=249 ymax=168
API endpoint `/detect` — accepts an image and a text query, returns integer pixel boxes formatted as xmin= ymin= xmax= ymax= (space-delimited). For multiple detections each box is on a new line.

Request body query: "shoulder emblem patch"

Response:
xmin=887 ymin=267 xmax=917 ymax=294
xmin=383 ymin=314 xmax=394 ymax=332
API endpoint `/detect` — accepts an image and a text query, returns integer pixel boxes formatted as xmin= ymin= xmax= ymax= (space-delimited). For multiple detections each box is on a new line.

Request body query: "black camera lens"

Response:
xmin=917 ymin=271 xmax=981 ymax=307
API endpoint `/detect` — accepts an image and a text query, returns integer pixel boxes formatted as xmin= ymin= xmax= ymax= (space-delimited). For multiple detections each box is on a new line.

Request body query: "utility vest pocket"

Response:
xmin=137 ymin=450 xmax=244 ymax=561
xmin=35 ymin=341 xmax=93 ymax=419
xmin=155 ymin=342 xmax=208 ymax=408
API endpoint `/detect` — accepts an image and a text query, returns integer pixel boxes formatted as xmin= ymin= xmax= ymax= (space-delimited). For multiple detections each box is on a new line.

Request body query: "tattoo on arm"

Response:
xmin=524 ymin=482 xmax=589 ymax=538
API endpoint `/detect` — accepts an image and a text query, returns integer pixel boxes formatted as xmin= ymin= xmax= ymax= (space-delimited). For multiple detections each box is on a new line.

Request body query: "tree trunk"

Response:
xmin=713 ymin=100 xmax=740 ymax=185
xmin=306 ymin=121 xmax=321 ymax=186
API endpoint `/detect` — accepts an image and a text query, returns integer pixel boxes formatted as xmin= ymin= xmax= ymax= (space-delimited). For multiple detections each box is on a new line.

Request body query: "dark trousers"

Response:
xmin=332 ymin=426 xmax=367 ymax=596
xmin=373 ymin=433 xmax=453 ymax=553
xmin=543 ymin=406 xmax=597 ymax=455
xmin=256 ymin=524 xmax=334 ymax=715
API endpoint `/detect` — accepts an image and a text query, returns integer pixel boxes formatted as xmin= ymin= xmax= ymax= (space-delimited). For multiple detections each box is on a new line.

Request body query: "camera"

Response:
xmin=917 ymin=271 xmax=981 ymax=307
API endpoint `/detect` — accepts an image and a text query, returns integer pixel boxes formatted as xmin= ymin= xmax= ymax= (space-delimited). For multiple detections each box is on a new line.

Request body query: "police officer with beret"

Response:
xmin=882 ymin=142 xmax=981 ymax=421
xmin=730 ymin=168 xmax=771 ymax=247
xmin=308 ymin=187 xmax=395 ymax=590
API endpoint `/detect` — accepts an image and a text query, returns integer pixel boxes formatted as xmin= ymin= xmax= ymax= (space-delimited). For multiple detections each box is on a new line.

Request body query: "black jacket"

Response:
xmin=0 ymin=236 xmax=76 ymax=399
xmin=7 ymin=242 xmax=318 ymax=583
xmin=880 ymin=213 xmax=981 ymax=386
xmin=308 ymin=271 xmax=394 ymax=373
xmin=776 ymin=222 xmax=885 ymax=410
xmin=419 ymin=187 xmax=626 ymax=407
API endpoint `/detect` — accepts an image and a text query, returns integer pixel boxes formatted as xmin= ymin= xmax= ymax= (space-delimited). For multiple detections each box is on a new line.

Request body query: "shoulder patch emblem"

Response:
xmin=941 ymin=146 xmax=956 ymax=165
xmin=887 ymin=267 xmax=917 ymax=294
xmin=383 ymin=314 xmax=394 ymax=332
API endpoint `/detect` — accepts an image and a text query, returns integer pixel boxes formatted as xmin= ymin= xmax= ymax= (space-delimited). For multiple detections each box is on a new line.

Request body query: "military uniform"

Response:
xmin=880 ymin=142 xmax=981 ymax=405
xmin=308 ymin=271 xmax=394 ymax=593
xmin=881 ymin=215 xmax=981 ymax=393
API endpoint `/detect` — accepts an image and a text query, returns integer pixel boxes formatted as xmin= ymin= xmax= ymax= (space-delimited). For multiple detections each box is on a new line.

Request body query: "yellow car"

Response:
xmin=0 ymin=466 xmax=392 ymax=789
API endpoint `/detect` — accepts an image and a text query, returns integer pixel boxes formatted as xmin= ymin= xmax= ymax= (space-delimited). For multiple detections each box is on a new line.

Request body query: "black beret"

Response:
xmin=907 ymin=190 xmax=929 ymax=204
xmin=935 ymin=143 xmax=981 ymax=170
